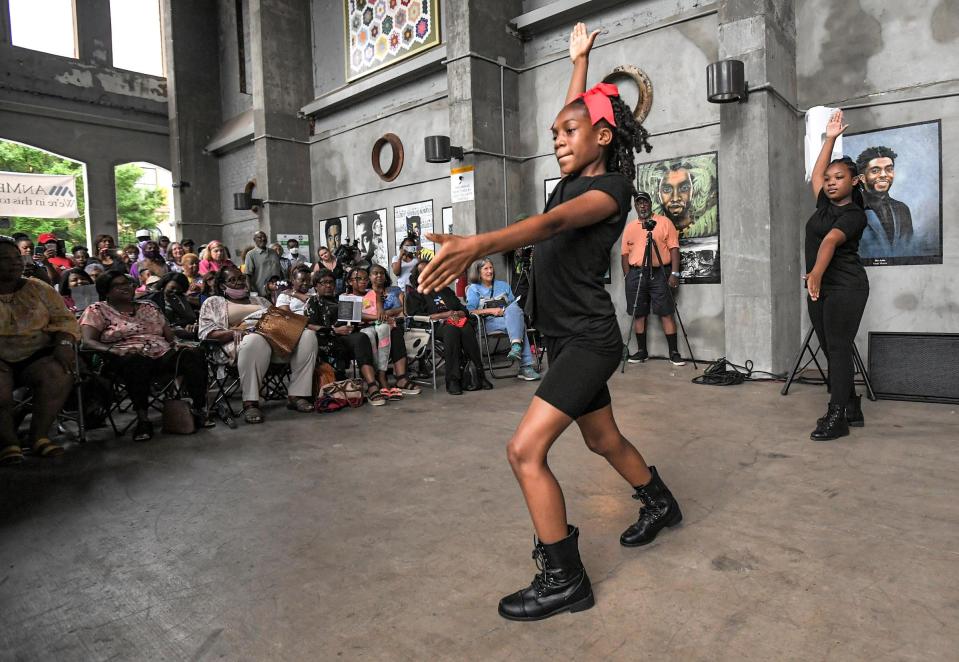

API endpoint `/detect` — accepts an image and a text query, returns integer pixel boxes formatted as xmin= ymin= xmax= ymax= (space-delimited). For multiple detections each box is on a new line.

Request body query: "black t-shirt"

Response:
xmin=529 ymin=172 xmax=632 ymax=351
xmin=804 ymin=190 xmax=869 ymax=291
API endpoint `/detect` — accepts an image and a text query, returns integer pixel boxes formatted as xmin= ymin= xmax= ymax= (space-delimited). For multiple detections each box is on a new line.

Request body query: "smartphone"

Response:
xmin=34 ymin=244 xmax=45 ymax=257
xmin=56 ymin=239 xmax=66 ymax=256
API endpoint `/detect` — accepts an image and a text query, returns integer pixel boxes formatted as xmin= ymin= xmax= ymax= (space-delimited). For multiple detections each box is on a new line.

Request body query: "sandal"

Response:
xmin=0 ymin=445 xmax=23 ymax=466
xmin=384 ymin=387 xmax=404 ymax=401
xmin=287 ymin=397 xmax=314 ymax=413
xmin=394 ymin=374 xmax=421 ymax=396
xmin=365 ymin=382 xmax=388 ymax=406
xmin=132 ymin=420 xmax=154 ymax=442
xmin=243 ymin=405 xmax=264 ymax=424
xmin=32 ymin=437 xmax=65 ymax=457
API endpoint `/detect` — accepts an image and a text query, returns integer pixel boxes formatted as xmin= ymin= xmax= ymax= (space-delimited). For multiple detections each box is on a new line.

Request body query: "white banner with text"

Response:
xmin=0 ymin=171 xmax=79 ymax=218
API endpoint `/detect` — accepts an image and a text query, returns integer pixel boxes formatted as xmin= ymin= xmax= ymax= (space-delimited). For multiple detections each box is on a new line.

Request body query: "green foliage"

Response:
xmin=0 ymin=140 xmax=87 ymax=246
xmin=114 ymin=163 xmax=166 ymax=245
xmin=0 ymin=141 xmax=167 ymax=249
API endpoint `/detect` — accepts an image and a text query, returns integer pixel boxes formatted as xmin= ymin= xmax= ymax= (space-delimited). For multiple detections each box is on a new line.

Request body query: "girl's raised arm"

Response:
xmin=811 ymin=109 xmax=848 ymax=198
xmin=565 ymin=22 xmax=600 ymax=105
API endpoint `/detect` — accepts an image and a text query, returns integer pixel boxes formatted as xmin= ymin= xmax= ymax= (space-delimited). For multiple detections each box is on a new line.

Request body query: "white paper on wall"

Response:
xmin=804 ymin=106 xmax=843 ymax=182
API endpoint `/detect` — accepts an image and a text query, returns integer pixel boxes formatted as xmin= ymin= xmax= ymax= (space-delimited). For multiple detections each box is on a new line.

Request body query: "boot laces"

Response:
xmin=632 ymin=490 xmax=666 ymax=522
xmin=530 ymin=547 xmax=554 ymax=595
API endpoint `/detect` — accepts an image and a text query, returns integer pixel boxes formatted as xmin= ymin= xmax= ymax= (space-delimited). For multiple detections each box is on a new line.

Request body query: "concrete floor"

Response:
xmin=1 ymin=361 xmax=957 ymax=661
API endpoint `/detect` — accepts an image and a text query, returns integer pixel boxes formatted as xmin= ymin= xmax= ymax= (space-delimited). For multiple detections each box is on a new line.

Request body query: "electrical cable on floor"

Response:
xmin=691 ymin=357 xmax=787 ymax=386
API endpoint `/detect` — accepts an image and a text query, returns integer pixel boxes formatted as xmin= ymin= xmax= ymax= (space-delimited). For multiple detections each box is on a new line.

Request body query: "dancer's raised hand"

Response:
xmin=825 ymin=109 xmax=848 ymax=139
xmin=569 ymin=22 xmax=600 ymax=63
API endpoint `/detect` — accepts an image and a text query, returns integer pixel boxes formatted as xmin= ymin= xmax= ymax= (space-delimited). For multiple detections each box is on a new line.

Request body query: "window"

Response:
xmin=236 ymin=0 xmax=252 ymax=94
xmin=9 ymin=0 xmax=78 ymax=58
xmin=110 ymin=0 xmax=164 ymax=76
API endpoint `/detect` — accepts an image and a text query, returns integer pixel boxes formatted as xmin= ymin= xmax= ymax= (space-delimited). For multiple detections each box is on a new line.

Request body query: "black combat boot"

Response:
xmin=818 ymin=393 xmax=865 ymax=428
xmin=620 ymin=466 xmax=683 ymax=547
xmin=845 ymin=394 xmax=864 ymax=427
xmin=810 ymin=403 xmax=850 ymax=441
xmin=498 ymin=525 xmax=594 ymax=621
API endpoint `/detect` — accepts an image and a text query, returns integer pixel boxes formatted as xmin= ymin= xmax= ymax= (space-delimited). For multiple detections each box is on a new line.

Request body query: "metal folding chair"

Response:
xmin=404 ymin=316 xmax=444 ymax=390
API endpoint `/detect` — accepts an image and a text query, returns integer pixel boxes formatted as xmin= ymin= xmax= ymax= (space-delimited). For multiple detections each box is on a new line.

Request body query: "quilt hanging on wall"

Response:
xmin=345 ymin=0 xmax=441 ymax=82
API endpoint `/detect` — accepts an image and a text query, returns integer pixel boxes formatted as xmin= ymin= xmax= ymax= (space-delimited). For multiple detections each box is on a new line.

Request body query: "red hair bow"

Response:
xmin=576 ymin=82 xmax=620 ymax=127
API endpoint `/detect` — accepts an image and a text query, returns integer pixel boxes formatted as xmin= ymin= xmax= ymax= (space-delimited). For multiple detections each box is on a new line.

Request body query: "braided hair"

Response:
xmin=570 ymin=95 xmax=653 ymax=195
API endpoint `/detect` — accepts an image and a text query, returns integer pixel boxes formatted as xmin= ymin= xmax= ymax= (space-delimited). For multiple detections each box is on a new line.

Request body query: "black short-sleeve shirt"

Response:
xmin=528 ymin=172 xmax=632 ymax=352
xmin=804 ymin=190 xmax=869 ymax=291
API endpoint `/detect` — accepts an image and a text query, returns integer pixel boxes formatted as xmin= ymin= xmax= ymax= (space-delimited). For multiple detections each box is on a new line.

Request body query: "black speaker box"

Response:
xmin=868 ymin=332 xmax=959 ymax=404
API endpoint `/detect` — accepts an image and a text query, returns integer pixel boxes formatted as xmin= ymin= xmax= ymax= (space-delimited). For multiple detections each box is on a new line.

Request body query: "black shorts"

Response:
xmin=1 ymin=346 xmax=56 ymax=386
xmin=535 ymin=335 xmax=621 ymax=419
xmin=625 ymin=266 xmax=674 ymax=317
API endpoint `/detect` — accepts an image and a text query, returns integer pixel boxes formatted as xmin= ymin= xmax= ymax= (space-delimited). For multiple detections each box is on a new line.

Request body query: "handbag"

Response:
xmin=255 ymin=305 xmax=308 ymax=358
xmin=312 ymin=361 xmax=337 ymax=398
xmin=321 ymin=378 xmax=366 ymax=408
xmin=461 ymin=360 xmax=482 ymax=392
xmin=162 ymin=351 xmax=197 ymax=435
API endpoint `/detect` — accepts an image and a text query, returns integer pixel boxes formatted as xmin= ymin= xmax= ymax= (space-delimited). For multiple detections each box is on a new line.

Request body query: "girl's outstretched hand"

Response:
xmin=416 ymin=233 xmax=477 ymax=294
xmin=825 ymin=109 xmax=848 ymax=139
xmin=569 ymin=22 xmax=600 ymax=62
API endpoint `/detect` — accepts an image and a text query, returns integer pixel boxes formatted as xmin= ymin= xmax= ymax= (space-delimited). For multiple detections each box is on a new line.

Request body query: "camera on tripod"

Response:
xmin=642 ymin=218 xmax=657 ymax=231
xmin=334 ymin=239 xmax=361 ymax=268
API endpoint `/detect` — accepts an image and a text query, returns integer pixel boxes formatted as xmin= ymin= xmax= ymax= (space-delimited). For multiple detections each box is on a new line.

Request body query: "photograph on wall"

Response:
xmin=350 ymin=209 xmax=388 ymax=268
xmin=319 ymin=217 xmax=348 ymax=254
xmin=393 ymin=199 xmax=435 ymax=255
xmin=636 ymin=151 xmax=720 ymax=284
xmin=544 ymin=177 xmax=561 ymax=209
xmin=441 ymin=206 xmax=452 ymax=235
xmin=842 ymin=120 xmax=942 ymax=266
xmin=344 ymin=0 xmax=441 ymax=82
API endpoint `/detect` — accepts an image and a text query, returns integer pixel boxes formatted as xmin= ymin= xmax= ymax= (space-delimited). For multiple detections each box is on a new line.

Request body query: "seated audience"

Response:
xmin=312 ymin=246 xmax=344 ymax=293
xmin=466 ymin=258 xmax=540 ymax=381
xmin=304 ymin=269 xmax=385 ymax=404
xmin=84 ymin=262 xmax=106 ymax=279
xmin=94 ymin=234 xmax=126 ymax=273
xmin=71 ymin=246 xmax=93 ymax=270
xmin=198 ymin=266 xmax=317 ymax=423
xmin=144 ymin=273 xmax=198 ymax=339
xmin=59 ymin=268 xmax=93 ymax=313
xmin=17 ymin=236 xmax=58 ymax=284
xmin=198 ymin=240 xmax=236 ymax=275
xmin=180 ymin=253 xmax=203 ymax=304
xmin=80 ymin=272 xmax=210 ymax=442
xmin=0 ymin=236 xmax=80 ymax=464
xmin=37 ymin=233 xmax=74 ymax=273
xmin=405 ymin=262 xmax=491 ymax=395
xmin=121 ymin=244 xmax=140 ymax=272
xmin=366 ymin=264 xmax=419 ymax=397
xmin=276 ymin=265 xmax=313 ymax=314
xmin=167 ymin=242 xmax=186 ymax=272
xmin=130 ymin=240 xmax=174 ymax=285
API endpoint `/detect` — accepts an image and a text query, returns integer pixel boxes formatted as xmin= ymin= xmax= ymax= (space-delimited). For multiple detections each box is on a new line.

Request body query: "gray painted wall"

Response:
xmin=796 ymin=0 xmax=959 ymax=357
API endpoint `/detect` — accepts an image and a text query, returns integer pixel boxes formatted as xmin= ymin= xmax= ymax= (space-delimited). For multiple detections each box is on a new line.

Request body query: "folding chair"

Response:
xmin=471 ymin=313 xmax=519 ymax=380
xmin=12 ymin=344 xmax=87 ymax=444
xmin=404 ymin=316 xmax=444 ymax=390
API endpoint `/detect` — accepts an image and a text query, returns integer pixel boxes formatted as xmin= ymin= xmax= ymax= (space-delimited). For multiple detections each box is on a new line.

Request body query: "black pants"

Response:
xmin=107 ymin=347 xmax=208 ymax=411
xmin=807 ymin=289 xmax=868 ymax=407
xmin=333 ymin=331 xmax=375 ymax=369
xmin=439 ymin=322 xmax=483 ymax=382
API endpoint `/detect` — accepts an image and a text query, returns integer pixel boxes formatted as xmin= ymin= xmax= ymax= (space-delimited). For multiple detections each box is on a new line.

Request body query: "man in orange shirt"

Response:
xmin=621 ymin=192 xmax=684 ymax=365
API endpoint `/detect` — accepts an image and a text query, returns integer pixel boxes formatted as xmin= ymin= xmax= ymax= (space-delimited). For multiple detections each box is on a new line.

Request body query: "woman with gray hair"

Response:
xmin=465 ymin=258 xmax=540 ymax=381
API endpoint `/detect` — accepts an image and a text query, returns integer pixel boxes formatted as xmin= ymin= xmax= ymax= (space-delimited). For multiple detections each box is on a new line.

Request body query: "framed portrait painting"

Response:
xmin=842 ymin=120 xmax=942 ymax=266
xmin=636 ymin=151 xmax=721 ymax=284
xmin=352 ymin=209 xmax=388 ymax=268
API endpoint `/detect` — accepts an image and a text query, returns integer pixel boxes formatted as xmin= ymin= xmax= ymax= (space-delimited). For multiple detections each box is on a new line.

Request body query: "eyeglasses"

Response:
xmin=352 ymin=275 xmax=369 ymax=282
xmin=318 ymin=279 xmax=335 ymax=285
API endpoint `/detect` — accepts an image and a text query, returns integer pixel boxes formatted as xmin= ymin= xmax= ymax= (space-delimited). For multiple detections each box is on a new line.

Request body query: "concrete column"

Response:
xmin=248 ymin=0 xmax=313 ymax=241
xmin=74 ymin=0 xmax=112 ymax=67
xmin=445 ymin=0 xmax=524 ymax=264
xmin=85 ymin=159 xmax=118 ymax=243
xmin=719 ymin=0 xmax=802 ymax=373
xmin=161 ymin=0 xmax=222 ymax=241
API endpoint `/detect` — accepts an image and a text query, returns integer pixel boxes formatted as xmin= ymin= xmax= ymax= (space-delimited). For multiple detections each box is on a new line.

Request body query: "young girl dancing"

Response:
xmin=417 ymin=23 xmax=682 ymax=621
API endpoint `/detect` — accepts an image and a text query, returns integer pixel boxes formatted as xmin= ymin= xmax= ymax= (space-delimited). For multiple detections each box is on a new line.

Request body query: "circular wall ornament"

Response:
xmin=602 ymin=65 xmax=654 ymax=124
xmin=372 ymin=133 xmax=404 ymax=181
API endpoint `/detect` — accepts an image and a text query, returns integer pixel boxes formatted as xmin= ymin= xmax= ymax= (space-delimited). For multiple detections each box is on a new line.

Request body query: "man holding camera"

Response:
xmin=621 ymin=192 xmax=685 ymax=366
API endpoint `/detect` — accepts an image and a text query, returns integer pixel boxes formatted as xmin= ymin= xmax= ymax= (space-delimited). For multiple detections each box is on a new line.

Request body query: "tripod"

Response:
xmin=621 ymin=221 xmax=698 ymax=373
xmin=781 ymin=326 xmax=876 ymax=400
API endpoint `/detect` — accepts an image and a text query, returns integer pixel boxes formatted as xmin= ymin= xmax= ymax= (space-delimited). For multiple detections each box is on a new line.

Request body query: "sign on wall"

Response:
xmin=637 ymin=152 xmax=721 ymax=284
xmin=0 ymin=172 xmax=79 ymax=219
xmin=842 ymin=120 xmax=942 ymax=266
xmin=352 ymin=208 xmax=389 ymax=268
xmin=450 ymin=165 xmax=474 ymax=203
xmin=393 ymin=199 xmax=434 ymax=254
xmin=344 ymin=0 xmax=441 ymax=82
